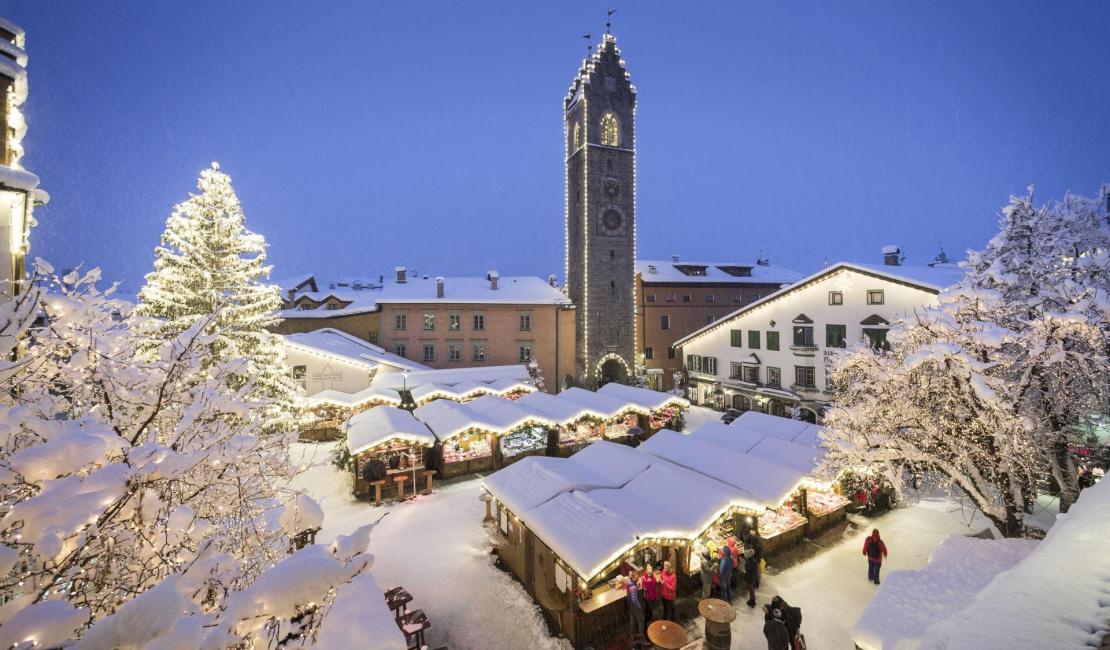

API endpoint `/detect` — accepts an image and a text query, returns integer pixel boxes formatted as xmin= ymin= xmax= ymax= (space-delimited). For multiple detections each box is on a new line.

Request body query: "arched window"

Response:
xmin=600 ymin=113 xmax=619 ymax=147
xmin=572 ymin=122 xmax=581 ymax=150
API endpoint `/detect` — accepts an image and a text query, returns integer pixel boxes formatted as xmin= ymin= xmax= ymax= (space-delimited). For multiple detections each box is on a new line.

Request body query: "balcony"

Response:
xmin=791 ymin=383 xmax=820 ymax=395
xmin=789 ymin=344 xmax=818 ymax=357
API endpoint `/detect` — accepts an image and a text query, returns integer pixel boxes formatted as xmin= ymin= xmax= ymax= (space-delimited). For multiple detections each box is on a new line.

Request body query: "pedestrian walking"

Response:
xmin=718 ymin=546 xmax=734 ymax=602
xmin=762 ymin=606 xmax=791 ymax=650
xmin=660 ymin=561 xmax=677 ymax=620
xmin=863 ymin=528 xmax=888 ymax=585
xmin=770 ymin=596 xmax=803 ymax=648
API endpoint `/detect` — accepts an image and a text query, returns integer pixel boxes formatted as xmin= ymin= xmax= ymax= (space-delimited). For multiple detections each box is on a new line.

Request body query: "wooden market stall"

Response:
xmin=467 ymin=395 xmax=556 ymax=467
xmin=346 ymin=406 xmax=437 ymax=503
xmin=413 ymin=400 xmax=499 ymax=479
xmin=557 ymin=388 xmax=646 ymax=450
xmin=515 ymin=391 xmax=608 ymax=457
xmin=303 ymin=386 xmax=403 ymax=441
xmin=481 ymin=441 xmax=764 ymax=649
xmin=597 ymin=382 xmax=690 ymax=433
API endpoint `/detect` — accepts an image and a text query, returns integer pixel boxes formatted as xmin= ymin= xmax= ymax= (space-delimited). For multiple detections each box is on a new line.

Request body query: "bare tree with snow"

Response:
xmin=0 ymin=265 xmax=374 ymax=648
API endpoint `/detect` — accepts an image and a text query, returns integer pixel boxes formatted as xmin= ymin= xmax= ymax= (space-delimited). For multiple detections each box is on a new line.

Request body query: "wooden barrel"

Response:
xmin=698 ymin=598 xmax=736 ymax=650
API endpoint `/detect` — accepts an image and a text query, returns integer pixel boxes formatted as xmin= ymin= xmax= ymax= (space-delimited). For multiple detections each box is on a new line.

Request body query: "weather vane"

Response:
xmin=582 ymin=33 xmax=592 ymax=53
xmin=606 ymin=7 xmax=617 ymax=34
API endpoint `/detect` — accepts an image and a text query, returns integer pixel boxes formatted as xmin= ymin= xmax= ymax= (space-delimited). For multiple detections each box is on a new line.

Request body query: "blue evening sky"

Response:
xmin=7 ymin=1 xmax=1109 ymax=290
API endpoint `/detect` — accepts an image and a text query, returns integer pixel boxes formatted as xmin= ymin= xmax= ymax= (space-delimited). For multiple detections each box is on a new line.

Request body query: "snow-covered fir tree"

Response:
xmin=0 ymin=264 xmax=375 ymax=647
xmin=135 ymin=163 xmax=302 ymax=432
xmin=823 ymin=185 xmax=1110 ymax=535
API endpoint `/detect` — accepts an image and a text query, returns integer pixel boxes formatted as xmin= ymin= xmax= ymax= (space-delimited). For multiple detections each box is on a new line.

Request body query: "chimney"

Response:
xmin=487 ymin=270 xmax=499 ymax=290
xmin=671 ymin=255 xmax=679 ymax=263
xmin=395 ymin=266 xmax=407 ymax=283
xmin=647 ymin=264 xmax=657 ymax=275
xmin=548 ymin=274 xmax=557 ymax=287
xmin=436 ymin=277 xmax=445 ymax=298
xmin=882 ymin=245 xmax=902 ymax=266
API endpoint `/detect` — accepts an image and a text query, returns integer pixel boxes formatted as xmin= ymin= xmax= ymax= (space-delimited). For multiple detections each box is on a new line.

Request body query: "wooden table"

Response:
xmin=479 ymin=493 xmax=494 ymax=522
xmin=698 ymin=598 xmax=736 ymax=650
xmin=421 ymin=469 xmax=437 ymax=495
xmin=578 ymin=585 xmax=627 ymax=614
xmin=646 ymin=620 xmax=689 ymax=650
xmin=369 ymin=479 xmax=386 ymax=506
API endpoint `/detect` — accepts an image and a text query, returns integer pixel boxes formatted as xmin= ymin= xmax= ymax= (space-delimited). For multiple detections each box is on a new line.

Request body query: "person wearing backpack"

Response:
xmin=863 ymin=528 xmax=888 ymax=584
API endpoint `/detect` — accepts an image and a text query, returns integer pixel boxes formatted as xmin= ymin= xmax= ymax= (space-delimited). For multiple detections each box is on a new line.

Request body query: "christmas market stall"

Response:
xmin=556 ymin=388 xmax=647 ymax=449
xmin=466 ymin=395 xmax=556 ymax=466
xmin=345 ymin=406 xmax=437 ymax=503
xmin=488 ymin=377 xmax=538 ymax=401
xmin=481 ymin=441 xmax=763 ymax=649
xmin=516 ymin=391 xmax=610 ymax=456
xmin=303 ymin=386 xmax=403 ymax=441
xmin=413 ymin=400 xmax=500 ymax=479
xmin=597 ymin=382 xmax=690 ymax=433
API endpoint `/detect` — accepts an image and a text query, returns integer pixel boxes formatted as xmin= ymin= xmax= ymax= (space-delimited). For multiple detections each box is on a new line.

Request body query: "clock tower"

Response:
xmin=564 ymin=33 xmax=636 ymax=387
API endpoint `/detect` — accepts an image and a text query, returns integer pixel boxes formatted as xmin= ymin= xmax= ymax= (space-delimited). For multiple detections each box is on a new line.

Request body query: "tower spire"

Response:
xmin=606 ymin=7 xmax=617 ymax=34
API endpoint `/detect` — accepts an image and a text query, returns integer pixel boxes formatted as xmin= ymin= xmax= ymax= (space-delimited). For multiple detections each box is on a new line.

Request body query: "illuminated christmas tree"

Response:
xmin=135 ymin=163 xmax=302 ymax=431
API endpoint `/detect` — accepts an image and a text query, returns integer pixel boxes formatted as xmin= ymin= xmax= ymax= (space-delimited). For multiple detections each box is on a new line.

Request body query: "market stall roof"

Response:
xmin=482 ymin=456 xmax=619 ymax=515
xmin=638 ymin=430 xmax=795 ymax=507
xmin=596 ymin=383 xmax=690 ymax=411
xmin=467 ymin=395 xmax=556 ymax=431
xmin=559 ymin=387 xmax=648 ymax=419
xmin=284 ymin=328 xmax=429 ymax=372
xmin=790 ymin=423 xmax=826 ymax=447
xmin=525 ymin=490 xmax=641 ymax=582
xmin=515 ymin=391 xmax=592 ymax=426
xmin=451 ymin=380 xmax=499 ymax=399
xmin=488 ymin=377 xmax=537 ymax=395
xmin=688 ymin=421 xmax=766 ymax=453
xmin=306 ymin=385 xmax=404 ymax=409
xmin=746 ymin=436 xmax=826 ymax=478
xmin=619 ymin=460 xmax=746 ymax=531
xmin=568 ymin=440 xmax=655 ymax=485
xmin=373 ymin=365 xmax=532 ymax=390
xmin=729 ymin=411 xmax=810 ymax=441
xmin=346 ymin=406 xmax=436 ymax=455
xmin=413 ymin=401 xmax=497 ymax=440
xmin=409 ymin=382 xmax=456 ymax=404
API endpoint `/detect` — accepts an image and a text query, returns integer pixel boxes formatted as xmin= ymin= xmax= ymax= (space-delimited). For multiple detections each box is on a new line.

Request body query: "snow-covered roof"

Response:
xmin=278 ymin=290 xmax=380 ymax=319
xmin=412 ymin=401 xmax=497 ymax=440
xmin=346 ymin=406 xmax=436 ymax=455
xmin=675 ymin=261 xmax=957 ymax=348
xmin=918 ymin=477 xmax=1110 ymax=649
xmin=596 ymin=382 xmax=689 ymax=411
xmin=516 ymin=391 xmax=594 ymax=426
xmin=284 ymin=328 xmax=428 ymax=372
xmin=526 ymin=490 xmax=641 ymax=581
xmin=745 ymin=436 xmax=825 ymax=477
xmin=372 ymin=274 xmax=570 ymax=305
xmin=636 ymin=259 xmax=802 ymax=285
xmin=0 ymin=165 xmax=39 ymax=192
xmin=271 ymin=274 xmax=317 ymax=294
xmin=373 ymin=365 xmax=532 ymax=390
xmin=306 ymin=385 xmax=402 ymax=409
xmin=559 ymin=387 xmax=649 ymax=419
xmin=466 ymin=395 xmax=556 ymax=431
xmin=729 ymin=411 xmax=826 ymax=448
xmin=483 ymin=456 xmax=617 ymax=515
xmin=851 ymin=263 xmax=964 ymax=292
xmin=638 ymin=430 xmax=798 ymax=507
xmin=689 ymin=421 xmax=767 ymax=453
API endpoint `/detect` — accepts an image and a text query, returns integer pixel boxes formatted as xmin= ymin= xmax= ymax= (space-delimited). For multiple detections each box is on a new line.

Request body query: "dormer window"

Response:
xmin=716 ymin=265 xmax=753 ymax=277
xmin=673 ymin=264 xmax=708 ymax=277
xmin=600 ymin=113 xmax=619 ymax=147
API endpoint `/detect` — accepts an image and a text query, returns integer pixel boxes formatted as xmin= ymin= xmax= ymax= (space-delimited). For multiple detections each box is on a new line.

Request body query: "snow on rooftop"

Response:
xmin=919 ymin=477 xmax=1110 ymax=649
xmin=850 ymin=262 xmax=964 ymax=291
xmin=689 ymin=421 xmax=768 ymax=453
xmin=373 ymin=275 xmax=569 ymax=305
xmin=729 ymin=411 xmax=809 ymax=441
xmin=636 ymin=259 xmax=802 ymax=285
xmin=305 ymin=385 xmax=402 ymax=409
xmin=466 ymin=395 xmax=555 ymax=431
xmin=596 ymin=382 xmax=689 ymax=411
xmin=373 ymin=365 xmax=531 ymax=390
xmin=526 ymin=490 xmax=640 ymax=580
xmin=482 ymin=456 xmax=616 ymax=515
xmin=881 ymin=245 xmax=901 ymax=254
xmin=412 ymin=401 xmax=496 ymax=440
xmin=516 ymin=391 xmax=594 ymax=426
xmin=566 ymin=440 xmax=655 ymax=484
xmin=853 ymin=535 xmax=1037 ymax=650
xmin=559 ymin=387 xmax=648 ymax=419
xmin=284 ymin=328 xmax=428 ymax=372
xmin=346 ymin=406 xmax=436 ymax=455
xmin=745 ymin=436 xmax=826 ymax=478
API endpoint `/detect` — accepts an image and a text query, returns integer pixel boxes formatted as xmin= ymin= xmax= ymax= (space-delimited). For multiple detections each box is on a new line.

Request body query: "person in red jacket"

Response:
xmin=660 ymin=561 xmax=678 ymax=621
xmin=863 ymin=528 xmax=888 ymax=584
xmin=639 ymin=563 xmax=658 ymax=628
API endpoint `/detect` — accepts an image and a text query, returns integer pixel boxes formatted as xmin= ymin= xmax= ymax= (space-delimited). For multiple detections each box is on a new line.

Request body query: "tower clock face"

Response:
xmin=601 ymin=208 xmax=623 ymax=233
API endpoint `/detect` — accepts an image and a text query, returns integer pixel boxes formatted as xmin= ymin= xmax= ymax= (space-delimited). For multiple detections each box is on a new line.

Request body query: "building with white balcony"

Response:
xmin=673 ymin=257 xmax=962 ymax=422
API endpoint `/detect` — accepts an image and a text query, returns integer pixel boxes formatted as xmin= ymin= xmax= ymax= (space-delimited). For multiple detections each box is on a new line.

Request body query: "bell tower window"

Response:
xmin=600 ymin=113 xmax=619 ymax=147
xmin=573 ymin=122 xmax=581 ymax=150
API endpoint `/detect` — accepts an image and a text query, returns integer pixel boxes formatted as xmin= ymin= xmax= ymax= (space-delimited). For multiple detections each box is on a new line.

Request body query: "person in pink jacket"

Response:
xmin=863 ymin=528 xmax=888 ymax=584
xmin=639 ymin=563 xmax=658 ymax=629
xmin=660 ymin=561 xmax=677 ymax=620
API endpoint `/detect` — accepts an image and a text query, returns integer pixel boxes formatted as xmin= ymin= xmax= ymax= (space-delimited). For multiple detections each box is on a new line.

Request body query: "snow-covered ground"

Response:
xmin=288 ymin=443 xmax=571 ymax=650
xmin=290 ymin=435 xmax=1013 ymax=650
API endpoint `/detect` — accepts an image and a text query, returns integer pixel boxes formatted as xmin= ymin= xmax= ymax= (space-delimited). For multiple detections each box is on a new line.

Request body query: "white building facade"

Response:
xmin=674 ymin=262 xmax=962 ymax=422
